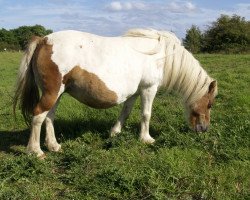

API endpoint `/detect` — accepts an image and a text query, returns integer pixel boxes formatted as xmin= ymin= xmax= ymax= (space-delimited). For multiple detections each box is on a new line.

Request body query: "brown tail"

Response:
xmin=13 ymin=36 xmax=41 ymax=125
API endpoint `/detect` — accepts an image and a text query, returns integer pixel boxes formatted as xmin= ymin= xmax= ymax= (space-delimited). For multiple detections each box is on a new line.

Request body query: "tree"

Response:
xmin=202 ymin=14 xmax=250 ymax=53
xmin=183 ymin=25 xmax=202 ymax=53
xmin=0 ymin=25 xmax=52 ymax=51
xmin=0 ymin=28 xmax=20 ymax=50
xmin=12 ymin=25 xmax=52 ymax=50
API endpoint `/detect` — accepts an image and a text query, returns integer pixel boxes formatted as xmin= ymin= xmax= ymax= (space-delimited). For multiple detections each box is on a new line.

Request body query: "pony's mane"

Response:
xmin=124 ymin=28 xmax=181 ymax=44
xmin=124 ymin=28 xmax=217 ymax=105
xmin=124 ymin=28 xmax=181 ymax=55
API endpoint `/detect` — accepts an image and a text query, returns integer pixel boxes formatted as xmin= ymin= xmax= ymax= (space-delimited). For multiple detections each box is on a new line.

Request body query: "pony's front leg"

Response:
xmin=27 ymin=112 xmax=48 ymax=158
xmin=140 ymin=85 xmax=157 ymax=144
xmin=110 ymin=95 xmax=138 ymax=137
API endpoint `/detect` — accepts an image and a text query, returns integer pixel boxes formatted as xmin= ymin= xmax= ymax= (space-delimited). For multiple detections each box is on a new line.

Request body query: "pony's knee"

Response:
xmin=141 ymin=112 xmax=151 ymax=122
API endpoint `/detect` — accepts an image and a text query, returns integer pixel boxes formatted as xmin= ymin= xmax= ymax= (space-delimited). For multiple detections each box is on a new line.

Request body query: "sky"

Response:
xmin=0 ymin=0 xmax=249 ymax=39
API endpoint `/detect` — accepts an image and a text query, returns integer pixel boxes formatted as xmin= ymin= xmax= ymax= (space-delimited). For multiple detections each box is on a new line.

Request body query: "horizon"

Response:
xmin=0 ymin=0 xmax=249 ymax=39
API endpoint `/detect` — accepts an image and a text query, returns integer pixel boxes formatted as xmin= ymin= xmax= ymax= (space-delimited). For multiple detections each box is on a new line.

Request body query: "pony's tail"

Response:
xmin=13 ymin=36 xmax=41 ymax=125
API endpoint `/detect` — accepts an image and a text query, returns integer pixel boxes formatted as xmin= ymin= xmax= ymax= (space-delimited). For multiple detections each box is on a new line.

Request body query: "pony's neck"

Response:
xmin=161 ymin=44 xmax=212 ymax=105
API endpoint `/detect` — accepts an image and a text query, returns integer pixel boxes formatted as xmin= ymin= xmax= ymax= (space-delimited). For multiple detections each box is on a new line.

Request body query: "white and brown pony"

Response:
xmin=13 ymin=29 xmax=217 ymax=157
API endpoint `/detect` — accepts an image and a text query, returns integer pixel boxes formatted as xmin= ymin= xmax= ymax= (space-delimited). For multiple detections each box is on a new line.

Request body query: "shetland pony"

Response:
xmin=13 ymin=29 xmax=217 ymax=157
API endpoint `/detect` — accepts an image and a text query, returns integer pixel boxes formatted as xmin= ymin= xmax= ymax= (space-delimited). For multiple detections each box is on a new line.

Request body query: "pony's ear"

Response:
xmin=208 ymin=80 xmax=217 ymax=95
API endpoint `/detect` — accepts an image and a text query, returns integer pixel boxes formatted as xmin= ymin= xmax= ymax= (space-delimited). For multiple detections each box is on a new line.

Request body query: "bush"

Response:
xmin=183 ymin=25 xmax=202 ymax=53
xmin=203 ymin=15 xmax=250 ymax=53
xmin=0 ymin=25 xmax=52 ymax=51
xmin=184 ymin=14 xmax=250 ymax=54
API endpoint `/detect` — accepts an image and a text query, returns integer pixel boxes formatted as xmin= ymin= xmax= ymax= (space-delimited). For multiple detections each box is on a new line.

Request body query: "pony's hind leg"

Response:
xmin=27 ymin=111 xmax=48 ymax=157
xmin=27 ymin=94 xmax=58 ymax=157
xmin=110 ymin=95 xmax=138 ymax=137
xmin=27 ymin=91 xmax=62 ymax=157
xmin=139 ymin=85 xmax=157 ymax=144
xmin=26 ymin=39 xmax=63 ymax=157
xmin=45 ymin=96 xmax=62 ymax=152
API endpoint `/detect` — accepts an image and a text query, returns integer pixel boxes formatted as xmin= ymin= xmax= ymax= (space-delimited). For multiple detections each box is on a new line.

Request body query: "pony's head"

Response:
xmin=186 ymin=80 xmax=217 ymax=132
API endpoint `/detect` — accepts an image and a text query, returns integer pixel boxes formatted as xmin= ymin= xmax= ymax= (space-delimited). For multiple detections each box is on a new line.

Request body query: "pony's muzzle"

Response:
xmin=195 ymin=114 xmax=208 ymax=132
xmin=195 ymin=124 xmax=208 ymax=132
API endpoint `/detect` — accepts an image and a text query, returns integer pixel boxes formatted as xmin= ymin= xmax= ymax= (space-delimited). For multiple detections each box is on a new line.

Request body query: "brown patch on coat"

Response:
xmin=190 ymin=93 xmax=211 ymax=129
xmin=63 ymin=66 xmax=118 ymax=109
xmin=32 ymin=37 xmax=62 ymax=115
xmin=189 ymin=81 xmax=217 ymax=131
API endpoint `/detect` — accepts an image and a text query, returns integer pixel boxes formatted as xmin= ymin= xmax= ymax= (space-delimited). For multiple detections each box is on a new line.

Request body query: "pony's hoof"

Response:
xmin=27 ymin=151 xmax=46 ymax=159
xmin=110 ymin=129 xmax=121 ymax=137
xmin=27 ymin=147 xmax=45 ymax=158
xmin=46 ymin=143 xmax=62 ymax=152
xmin=140 ymin=136 xmax=155 ymax=144
xmin=110 ymin=131 xmax=119 ymax=137
xmin=38 ymin=153 xmax=46 ymax=160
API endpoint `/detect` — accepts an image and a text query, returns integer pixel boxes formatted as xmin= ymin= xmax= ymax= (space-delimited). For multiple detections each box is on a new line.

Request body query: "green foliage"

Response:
xmin=0 ymin=52 xmax=250 ymax=199
xmin=203 ymin=15 xmax=250 ymax=53
xmin=183 ymin=25 xmax=202 ymax=53
xmin=185 ymin=14 xmax=250 ymax=53
xmin=0 ymin=25 xmax=52 ymax=51
xmin=0 ymin=29 xmax=20 ymax=51
xmin=12 ymin=25 xmax=52 ymax=50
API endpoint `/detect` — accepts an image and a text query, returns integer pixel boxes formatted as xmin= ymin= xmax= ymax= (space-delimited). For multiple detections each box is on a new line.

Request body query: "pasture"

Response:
xmin=0 ymin=52 xmax=249 ymax=199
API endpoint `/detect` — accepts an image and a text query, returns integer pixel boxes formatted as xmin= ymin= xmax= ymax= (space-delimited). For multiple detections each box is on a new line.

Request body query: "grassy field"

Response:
xmin=0 ymin=52 xmax=249 ymax=199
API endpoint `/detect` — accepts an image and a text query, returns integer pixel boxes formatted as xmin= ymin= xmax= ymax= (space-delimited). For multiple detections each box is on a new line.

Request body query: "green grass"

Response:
xmin=0 ymin=52 xmax=249 ymax=199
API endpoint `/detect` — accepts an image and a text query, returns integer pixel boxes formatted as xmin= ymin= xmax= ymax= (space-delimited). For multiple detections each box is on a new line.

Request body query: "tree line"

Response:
xmin=0 ymin=14 xmax=249 ymax=53
xmin=0 ymin=25 xmax=52 ymax=51
xmin=183 ymin=14 xmax=250 ymax=53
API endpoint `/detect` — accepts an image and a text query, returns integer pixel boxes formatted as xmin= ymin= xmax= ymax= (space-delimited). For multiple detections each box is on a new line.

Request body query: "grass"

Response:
xmin=0 ymin=52 xmax=249 ymax=199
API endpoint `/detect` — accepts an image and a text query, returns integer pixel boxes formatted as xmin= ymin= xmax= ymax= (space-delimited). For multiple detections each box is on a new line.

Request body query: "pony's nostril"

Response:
xmin=195 ymin=124 xmax=207 ymax=132
xmin=195 ymin=124 xmax=202 ymax=132
xmin=203 ymin=126 xmax=208 ymax=132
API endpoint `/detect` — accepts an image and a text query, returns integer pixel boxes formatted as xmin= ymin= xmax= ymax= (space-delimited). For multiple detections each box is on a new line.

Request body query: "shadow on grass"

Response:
xmin=0 ymin=118 xmax=113 ymax=154
xmin=0 ymin=129 xmax=29 ymax=154
xmin=55 ymin=117 xmax=162 ymax=141
xmin=0 ymin=117 xmax=164 ymax=154
xmin=54 ymin=118 xmax=114 ymax=141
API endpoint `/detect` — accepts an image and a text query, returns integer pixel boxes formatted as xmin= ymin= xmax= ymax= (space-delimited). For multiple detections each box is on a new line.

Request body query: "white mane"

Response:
xmin=124 ymin=28 xmax=216 ymax=105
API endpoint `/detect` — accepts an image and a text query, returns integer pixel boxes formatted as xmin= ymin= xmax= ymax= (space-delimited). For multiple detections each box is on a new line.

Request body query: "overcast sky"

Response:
xmin=0 ymin=0 xmax=249 ymax=39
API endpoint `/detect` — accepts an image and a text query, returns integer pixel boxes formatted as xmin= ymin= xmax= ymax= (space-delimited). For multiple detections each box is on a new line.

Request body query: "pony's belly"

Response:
xmin=66 ymin=88 xmax=118 ymax=109
xmin=63 ymin=66 xmax=119 ymax=109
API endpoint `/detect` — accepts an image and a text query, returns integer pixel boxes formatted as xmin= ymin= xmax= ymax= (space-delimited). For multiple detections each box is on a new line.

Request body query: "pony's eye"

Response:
xmin=192 ymin=110 xmax=199 ymax=117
